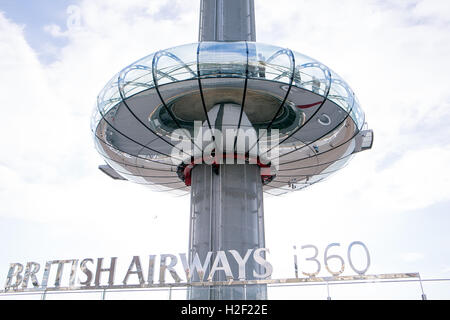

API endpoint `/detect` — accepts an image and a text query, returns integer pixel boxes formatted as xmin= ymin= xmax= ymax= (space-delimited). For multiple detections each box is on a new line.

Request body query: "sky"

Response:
xmin=0 ymin=0 xmax=449 ymax=300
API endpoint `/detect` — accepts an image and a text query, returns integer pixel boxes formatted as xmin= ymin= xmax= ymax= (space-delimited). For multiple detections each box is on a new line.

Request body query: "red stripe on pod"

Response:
xmin=296 ymin=101 xmax=322 ymax=109
xmin=181 ymin=154 xmax=274 ymax=187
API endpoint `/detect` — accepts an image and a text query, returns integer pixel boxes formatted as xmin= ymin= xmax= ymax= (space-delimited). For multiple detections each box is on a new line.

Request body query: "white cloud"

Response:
xmin=0 ymin=2 xmax=448 ymax=216
xmin=0 ymin=1 xmax=199 ymax=225
xmin=256 ymin=0 xmax=450 ymax=215
xmin=401 ymin=252 xmax=425 ymax=263
xmin=0 ymin=1 xmax=449 ymax=297
xmin=0 ymin=0 xmax=448 ymax=231
xmin=44 ymin=24 xmax=70 ymax=38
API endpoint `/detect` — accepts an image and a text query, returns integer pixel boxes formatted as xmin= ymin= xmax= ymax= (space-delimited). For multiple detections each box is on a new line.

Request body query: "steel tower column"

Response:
xmin=199 ymin=0 xmax=256 ymax=42
xmin=189 ymin=2 xmax=266 ymax=299
xmin=189 ymin=165 xmax=267 ymax=300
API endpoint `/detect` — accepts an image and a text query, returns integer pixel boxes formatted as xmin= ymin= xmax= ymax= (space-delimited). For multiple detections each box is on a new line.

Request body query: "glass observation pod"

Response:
xmin=91 ymin=42 xmax=373 ymax=196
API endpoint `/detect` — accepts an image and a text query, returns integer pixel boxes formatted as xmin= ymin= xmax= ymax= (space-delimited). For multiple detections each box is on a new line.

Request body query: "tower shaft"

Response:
xmin=199 ymin=0 xmax=256 ymax=42
xmin=189 ymin=165 xmax=267 ymax=300
xmin=188 ymin=0 xmax=266 ymax=300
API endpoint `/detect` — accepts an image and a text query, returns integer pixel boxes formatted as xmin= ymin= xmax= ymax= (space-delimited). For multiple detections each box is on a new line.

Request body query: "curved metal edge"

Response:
xmin=93 ymin=131 xmax=176 ymax=170
xmin=196 ymin=43 xmax=213 ymax=130
xmin=94 ymin=103 xmax=181 ymax=163
xmin=267 ymin=48 xmax=296 ymax=130
xmin=117 ymin=66 xmax=190 ymax=159
xmin=152 ymin=51 xmax=183 ymax=130
xmin=269 ymin=86 xmax=357 ymax=165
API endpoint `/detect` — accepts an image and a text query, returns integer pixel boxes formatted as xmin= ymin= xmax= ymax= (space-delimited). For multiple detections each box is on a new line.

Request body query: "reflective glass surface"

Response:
xmin=91 ymin=42 xmax=368 ymax=194
xmin=92 ymin=42 xmax=364 ymax=132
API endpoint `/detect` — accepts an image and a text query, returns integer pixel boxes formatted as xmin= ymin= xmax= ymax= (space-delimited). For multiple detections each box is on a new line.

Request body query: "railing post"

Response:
xmin=327 ymin=282 xmax=332 ymax=301
xmin=101 ymin=289 xmax=107 ymax=300
xmin=418 ymin=274 xmax=427 ymax=300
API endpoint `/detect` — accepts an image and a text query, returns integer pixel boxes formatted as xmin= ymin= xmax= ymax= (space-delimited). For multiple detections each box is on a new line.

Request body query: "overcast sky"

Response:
xmin=0 ymin=0 xmax=449 ymax=300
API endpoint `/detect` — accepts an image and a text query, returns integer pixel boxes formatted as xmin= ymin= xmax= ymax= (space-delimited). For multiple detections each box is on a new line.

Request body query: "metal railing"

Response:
xmin=1 ymin=274 xmax=449 ymax=300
